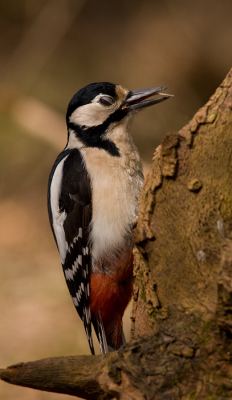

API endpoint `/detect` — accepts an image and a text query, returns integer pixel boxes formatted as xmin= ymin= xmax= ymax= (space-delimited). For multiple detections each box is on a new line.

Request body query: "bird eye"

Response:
xmin=99 ymin=96 xmax=115 ymax=106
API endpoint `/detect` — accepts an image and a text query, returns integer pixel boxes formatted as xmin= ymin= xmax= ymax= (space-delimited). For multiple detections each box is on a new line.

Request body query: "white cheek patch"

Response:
xmin=68 ymin=91 xmax=128 ymax=129
xmin=69 ymin=102 xmax=113 ymax=128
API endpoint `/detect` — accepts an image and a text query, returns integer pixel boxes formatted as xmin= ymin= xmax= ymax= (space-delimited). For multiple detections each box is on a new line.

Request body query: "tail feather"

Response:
xmin=93 ymin=313 xmax=109 ymax=354
xmin=92 ymin=312 xmax=126 ymax=354
xmin=83 ymin=312 xmax=95 ymax=355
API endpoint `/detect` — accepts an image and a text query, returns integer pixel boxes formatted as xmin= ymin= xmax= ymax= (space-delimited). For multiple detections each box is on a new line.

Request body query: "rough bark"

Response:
xmin=1 ymin=69 xmax=232 ymax=399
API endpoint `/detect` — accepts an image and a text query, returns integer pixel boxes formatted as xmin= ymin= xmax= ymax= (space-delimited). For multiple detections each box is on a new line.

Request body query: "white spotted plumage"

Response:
xmin=48 ymin=147 xmax=93 ymax=353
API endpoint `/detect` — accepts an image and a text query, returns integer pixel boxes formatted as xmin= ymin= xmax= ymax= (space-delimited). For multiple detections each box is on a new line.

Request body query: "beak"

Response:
xmin=122 ymin=87 xmax=173 ymax=111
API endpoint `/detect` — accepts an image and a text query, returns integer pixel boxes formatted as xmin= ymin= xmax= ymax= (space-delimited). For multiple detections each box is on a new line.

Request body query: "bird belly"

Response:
xmin=80 ymin=146 xmax=143 ymax=268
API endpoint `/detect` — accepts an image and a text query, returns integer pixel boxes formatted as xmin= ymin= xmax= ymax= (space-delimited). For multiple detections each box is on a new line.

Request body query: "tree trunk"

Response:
xmin=1 ymin=68 xmax=232 ymax=399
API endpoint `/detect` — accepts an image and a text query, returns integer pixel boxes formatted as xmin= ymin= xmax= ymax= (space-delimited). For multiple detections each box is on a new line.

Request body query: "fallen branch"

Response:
xmin=0 ymin=354 xmax=114 ymax=399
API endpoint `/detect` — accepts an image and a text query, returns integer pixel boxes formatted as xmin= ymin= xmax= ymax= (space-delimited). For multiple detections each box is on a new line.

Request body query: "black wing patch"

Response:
xmin=58 ymin=149 xmax=94 ymax=354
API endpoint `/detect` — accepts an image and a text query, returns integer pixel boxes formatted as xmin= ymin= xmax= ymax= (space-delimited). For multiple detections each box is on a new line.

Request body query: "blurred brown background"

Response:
xmin=0 ymin=0 xmax=231 ymax=399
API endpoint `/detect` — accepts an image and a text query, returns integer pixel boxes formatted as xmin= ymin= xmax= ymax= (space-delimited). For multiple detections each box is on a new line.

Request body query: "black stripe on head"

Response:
xmin=68 ymin=122 xmax=120 ymax=157
xmin=66 ymin=82 xmax=117 ymax=126
xmin=68 ymin=105 xmax=129 ymax=157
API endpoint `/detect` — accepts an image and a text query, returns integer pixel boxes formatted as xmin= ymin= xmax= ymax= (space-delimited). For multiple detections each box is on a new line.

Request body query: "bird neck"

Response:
xmin=65 ymin=114 xmax=134 ymax=157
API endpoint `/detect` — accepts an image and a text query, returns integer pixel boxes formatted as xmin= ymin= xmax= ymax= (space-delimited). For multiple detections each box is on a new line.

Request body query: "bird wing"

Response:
xmin=48 ymin=148 xmax=94 ymax=354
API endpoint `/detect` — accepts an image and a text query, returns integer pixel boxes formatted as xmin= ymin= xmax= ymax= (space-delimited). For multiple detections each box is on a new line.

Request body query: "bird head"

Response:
xmin=66 ymin=82 xmax=172 ymax=155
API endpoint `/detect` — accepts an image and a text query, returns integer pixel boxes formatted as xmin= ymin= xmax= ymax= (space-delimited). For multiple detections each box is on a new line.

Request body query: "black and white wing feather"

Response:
xmin=48 ymin=148 xmax=94 ymax=354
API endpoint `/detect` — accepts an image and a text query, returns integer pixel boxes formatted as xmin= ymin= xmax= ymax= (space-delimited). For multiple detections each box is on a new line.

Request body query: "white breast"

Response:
xmin=81 ymin=122 xmax=143 ymax=265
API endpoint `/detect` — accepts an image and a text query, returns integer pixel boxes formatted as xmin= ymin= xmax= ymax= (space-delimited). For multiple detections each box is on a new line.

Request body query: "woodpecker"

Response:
xmin=48 ymin=82 xmax=171 ymax=355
